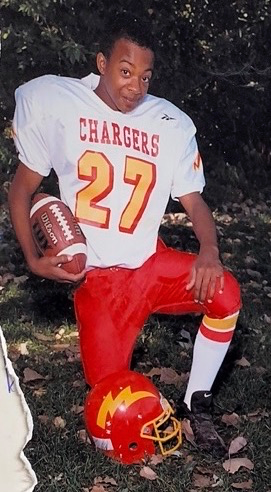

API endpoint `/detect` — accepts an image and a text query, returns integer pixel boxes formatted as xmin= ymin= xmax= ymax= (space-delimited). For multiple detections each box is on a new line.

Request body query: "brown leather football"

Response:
xmin=30 ymin=193 xmax=87 ymax=274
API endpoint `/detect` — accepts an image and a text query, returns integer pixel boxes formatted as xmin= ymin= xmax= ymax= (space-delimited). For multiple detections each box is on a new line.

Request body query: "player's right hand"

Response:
xmin=29 ymin=255 xmax=86 ymax=283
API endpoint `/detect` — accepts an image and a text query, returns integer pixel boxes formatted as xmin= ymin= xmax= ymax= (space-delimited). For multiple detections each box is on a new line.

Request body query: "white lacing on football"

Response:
xmin=56 ymin=243 xmax=87 ymax=256
xmin=49 ymin=203 xmax=74 ymax=241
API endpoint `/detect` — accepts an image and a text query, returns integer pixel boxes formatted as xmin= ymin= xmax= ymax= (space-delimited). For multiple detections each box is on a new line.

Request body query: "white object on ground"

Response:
xmin=0 ymin=326 xmax=37 ymax=492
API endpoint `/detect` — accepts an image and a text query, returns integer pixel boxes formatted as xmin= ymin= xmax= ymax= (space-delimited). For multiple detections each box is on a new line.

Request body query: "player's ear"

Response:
xmin=96 ymin=52 xmax=107 ymax=75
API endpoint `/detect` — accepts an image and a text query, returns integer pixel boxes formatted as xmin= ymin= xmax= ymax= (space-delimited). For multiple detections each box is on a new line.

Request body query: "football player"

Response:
xmin=9 ymin=12 xmax=241 ymax=458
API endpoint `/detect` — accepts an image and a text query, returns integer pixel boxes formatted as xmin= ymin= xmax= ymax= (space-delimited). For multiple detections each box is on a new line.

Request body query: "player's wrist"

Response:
xmin=27 ymin=254 xmax=42 ymax=273
xmin=199 ymin=243 xmax=219 ymax=256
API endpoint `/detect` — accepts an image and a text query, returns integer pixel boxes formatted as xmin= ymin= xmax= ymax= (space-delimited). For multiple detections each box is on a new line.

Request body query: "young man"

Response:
xmin=9 ymin=13 xmax=241 ymax=457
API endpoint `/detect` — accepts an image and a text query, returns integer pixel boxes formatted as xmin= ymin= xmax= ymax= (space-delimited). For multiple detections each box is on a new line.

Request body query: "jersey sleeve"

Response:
xmin=171 ymin=130 xmax=205 ymax=200
xmin=13 ymin=85 xmax=52 ymax=176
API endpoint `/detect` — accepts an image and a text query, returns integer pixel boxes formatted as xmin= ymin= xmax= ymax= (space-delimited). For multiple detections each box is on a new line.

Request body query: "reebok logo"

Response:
xmin=161 ymin=113 xmax=176 ymax=121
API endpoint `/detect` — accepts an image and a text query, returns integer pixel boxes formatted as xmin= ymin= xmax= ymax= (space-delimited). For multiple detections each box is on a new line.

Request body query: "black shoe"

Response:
xmin=179 ymin=391 xmax=227 ymax=458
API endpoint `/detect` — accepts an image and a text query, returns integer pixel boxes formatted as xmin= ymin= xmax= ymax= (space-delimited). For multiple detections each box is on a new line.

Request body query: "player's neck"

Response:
xmin=94 ymin=84 xmax=120 ymax=112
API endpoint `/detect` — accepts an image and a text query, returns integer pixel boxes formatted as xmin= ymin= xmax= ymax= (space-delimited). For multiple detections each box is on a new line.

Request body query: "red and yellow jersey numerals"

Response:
xmin=76 ymin=151 xmax=113 ymax=228
xmin=119 ymin=157 xmax=156 ymax=233
xmin=75 ymin=151 xmax=156 ymax=234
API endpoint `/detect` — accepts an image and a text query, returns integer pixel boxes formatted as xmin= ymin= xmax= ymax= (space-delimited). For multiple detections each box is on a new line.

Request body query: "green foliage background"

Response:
xmin=1 ymin=0 xmax=271 ymax=204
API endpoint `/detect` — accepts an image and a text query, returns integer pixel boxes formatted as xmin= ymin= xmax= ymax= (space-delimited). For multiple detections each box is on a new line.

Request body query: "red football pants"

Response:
xmin=74 ymin=242 xmax=241 ymax=386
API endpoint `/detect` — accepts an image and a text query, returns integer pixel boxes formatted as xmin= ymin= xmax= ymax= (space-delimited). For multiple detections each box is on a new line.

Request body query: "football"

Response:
xmin=30 ymin=193 xmax=87 ymax=274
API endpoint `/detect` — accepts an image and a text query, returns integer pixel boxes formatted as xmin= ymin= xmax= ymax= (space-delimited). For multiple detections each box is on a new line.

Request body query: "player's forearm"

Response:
xmin=179 ymin=193 xmax=219 ymax=256
xmin=8 ymin=185 xmax=40 ymax=266
xmin=8 ymin=163 xmax=43 ymax=268
xmin=190 ymin=201 xmax=219 ymax=255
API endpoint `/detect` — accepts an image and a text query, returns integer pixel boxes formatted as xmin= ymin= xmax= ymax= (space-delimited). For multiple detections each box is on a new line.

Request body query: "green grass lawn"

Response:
xmin=1 ymin=196 xmax=271 ymax=492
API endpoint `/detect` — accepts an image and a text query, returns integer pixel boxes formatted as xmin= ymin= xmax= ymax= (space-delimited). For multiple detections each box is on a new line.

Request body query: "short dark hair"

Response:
xmin=99 ymin=11 xmax=155 ymax=58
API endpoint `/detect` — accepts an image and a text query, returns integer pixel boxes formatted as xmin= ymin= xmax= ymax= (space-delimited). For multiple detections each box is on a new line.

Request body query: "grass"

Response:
xmin=1 ymin=194 xmax=271 ymax=491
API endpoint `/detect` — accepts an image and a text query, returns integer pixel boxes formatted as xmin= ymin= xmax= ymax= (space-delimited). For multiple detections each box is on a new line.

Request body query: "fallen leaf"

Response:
xmin=196 ymin=466 xmax=212 ymax=476
xmin=18 ymin=342 xmax=29 ymax=355
xmin=161 ymin=212 xmax=187 ymax=225
xmin=33 ymin=332 xmax=55 ymax=342
xmin=246 ymin=269 xmax=262 ymax=280
xmin=2 ymin=273 xmax=14 ymax=285
xmin=33 ymin=387 xmax=47 ymax=397
xmin=23 ymin=367 xmax=45 ymax=382
xmin=139 ymin=466 xmax=158 ymax=480
xmin=249 ymin=281 xmax=262 ymax=290
xmin=245 ymin=409 xmax=269 ymax=422
xmin=182 ymin=418 xmax=196 ymax=446
xmin=160 ymin=367 xmax=184 ymax=387
xmin=172 ymin=450 xmax=182 ymax=457
xmin=177 ymin=329 xmax=193 ymax=349
xmin=231 ymin=480 xmax=253 ymax=490
xmin=57 ymin=327 xmax=65 ymax=337
xmin=7 ymin=346 xmax=21 ymax=362
xmin=254 ymin=366 xmax=267 ymax=375
xmin=65 ymin=330 xmax=79 ymax=338
xmin=179 ymin=328 xmax=193 ymax=346
xmin=65 ymin=351 xmax=81 ymax=363
xmin=222 ymin=457 xmax=254 ymax=474
xmin=71 ymin=404 xmax=84 ymax=414
xmin=38 ymin=415 xmax=50 ymax=424
xmin=94 ymin=476 xmax=117 ymax=486
xmin=212 ymin=474 xmax=223 ymax=488
xmin=90 ymin=486 xmax=106 ymax=492
xmin=144 ymin=367 xmax=162 ymax=377
xmin=235 ymin=357 xmax=250 ymax=367
xmin=51 ymin=343 xmax=71 ymax=351
xmin=219 ymin=213 xmax=233 ymax=223
xmin=244 ymin=256 xmax=258 ymax=266
xmin=192 ymin=473 xmax=212 ymax=488
xmin=77 ymin=429 xmax=91 ymax=444
xmin=247 ymin=409 xmax=261 ymax=417
xmin=149 ymin=454 xmax=164 ymax=465
xmin=66 ymin=343 xmax=80 ymax=353
xmin=185 ymin=454 xmax=194 ymax=464
xmin=52 ymin=473 xmax=64 ymax=482
xmin=53 ymin=416 xmax=66 ymax=428
xmin=145 ymin=366 xmax=188 ymax=387
xmin=229 ymin=436 xmax=247 ymax=455
xmin=221 ymin=412 xmax=241 ymax=427
xmin=65 ymin=344 xmax=81 ymax=361
xmin=13 ymin=274 xmax=29 ymax=285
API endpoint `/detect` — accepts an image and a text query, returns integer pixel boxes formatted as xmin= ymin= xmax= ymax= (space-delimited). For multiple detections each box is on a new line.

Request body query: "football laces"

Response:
xmin=49 ymin=204 xmax=74 ymax=241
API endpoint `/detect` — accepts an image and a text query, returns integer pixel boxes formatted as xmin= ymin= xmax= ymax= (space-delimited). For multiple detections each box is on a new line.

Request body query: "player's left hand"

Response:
xmin=186 ymin=246 xmax=224 ymax=303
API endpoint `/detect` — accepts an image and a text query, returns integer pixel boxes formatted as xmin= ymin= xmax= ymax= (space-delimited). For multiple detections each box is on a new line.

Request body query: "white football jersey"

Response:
xmin=13 ymin=74 xmax=205 ymax=268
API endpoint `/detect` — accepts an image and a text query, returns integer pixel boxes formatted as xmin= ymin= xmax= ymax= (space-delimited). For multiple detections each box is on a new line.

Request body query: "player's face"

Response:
xmin=95 ymin=38 xmax=154 ymax=113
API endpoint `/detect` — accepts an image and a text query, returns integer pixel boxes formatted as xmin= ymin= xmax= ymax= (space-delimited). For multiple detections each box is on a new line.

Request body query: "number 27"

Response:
xmin=75 ymin=150 xmax=156 ymax=234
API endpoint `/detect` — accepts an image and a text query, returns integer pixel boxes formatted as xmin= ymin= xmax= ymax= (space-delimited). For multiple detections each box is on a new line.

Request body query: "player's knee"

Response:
xmin=209 ymin=270 xmax=241 ymax=318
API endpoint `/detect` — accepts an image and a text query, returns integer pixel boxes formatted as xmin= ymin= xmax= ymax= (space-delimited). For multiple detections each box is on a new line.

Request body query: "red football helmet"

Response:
xmin=84 ymin=370 xmax=182 ymax=464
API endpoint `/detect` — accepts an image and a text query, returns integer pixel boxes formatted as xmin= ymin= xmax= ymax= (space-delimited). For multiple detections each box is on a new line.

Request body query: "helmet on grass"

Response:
xmin=84 ymin=369 xmax=182 ymax=464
